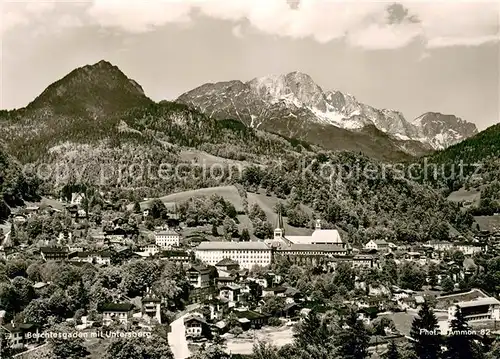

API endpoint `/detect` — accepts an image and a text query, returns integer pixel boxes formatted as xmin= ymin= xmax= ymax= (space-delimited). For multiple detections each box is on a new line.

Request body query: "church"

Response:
xmin=266 ymin=211 xmax=349 ymax=265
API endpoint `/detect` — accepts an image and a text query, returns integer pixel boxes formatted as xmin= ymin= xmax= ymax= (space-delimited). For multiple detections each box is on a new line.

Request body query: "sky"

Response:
xmin=0 ymin=0 xmax=499 ymax=130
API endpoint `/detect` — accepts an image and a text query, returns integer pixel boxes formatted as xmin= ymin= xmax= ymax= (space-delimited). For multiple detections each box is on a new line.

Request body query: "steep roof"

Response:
xmin=215 ymin=258 xmax=239 ymax=266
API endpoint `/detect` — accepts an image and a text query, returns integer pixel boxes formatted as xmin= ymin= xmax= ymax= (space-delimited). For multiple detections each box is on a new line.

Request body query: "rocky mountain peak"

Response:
xmin=177 ymin=71 xmax=478 ymax=150
xmin=26 ymin=60 xmax=150 ymax=118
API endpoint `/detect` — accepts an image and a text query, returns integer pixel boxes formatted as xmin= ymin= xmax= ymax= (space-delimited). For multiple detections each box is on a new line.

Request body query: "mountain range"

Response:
xmin=177 ymin=71 xmax=478 ymax=151
xmin=0 ymin=61 xmax=479 ymax=166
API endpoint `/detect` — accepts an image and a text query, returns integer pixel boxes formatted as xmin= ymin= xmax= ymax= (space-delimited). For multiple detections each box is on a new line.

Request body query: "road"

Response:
xmin=168 ymin=313 xmax=192 ymax=359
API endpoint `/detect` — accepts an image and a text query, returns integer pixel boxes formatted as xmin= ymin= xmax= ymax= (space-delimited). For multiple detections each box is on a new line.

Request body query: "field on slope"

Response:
xmin=247 ymin=190 xmax=315 ymax=236
xmin=143 ymin=185 xmax=245 ymax=213
xmin=178 ymin=149 xmax=254 ymax=168
xmin=447 ymin=187 xmax=482 ymax=205
xmin=141 ymin=186 xmax=315 ymax=237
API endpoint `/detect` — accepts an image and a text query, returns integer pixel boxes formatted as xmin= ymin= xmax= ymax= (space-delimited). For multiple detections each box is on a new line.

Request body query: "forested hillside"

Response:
xmin=0 ymin=145 xmax=40 ymax=221
xmin=419 ymin=123 xmax=500 ymax=215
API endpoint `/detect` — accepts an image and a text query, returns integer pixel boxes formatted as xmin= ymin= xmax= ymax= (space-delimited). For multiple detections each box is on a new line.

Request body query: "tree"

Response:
xmin=384 ymin=341 xmax=401 ymax=359
xmin=410 ymin=301 xmax=443 ymax=359
xmin=382 ymin=259 xmax=399 ymax=285
xmin=11 ymin=276 xmax=35 ymax=309
xmin=427 ymin=263 xmax=439 ymax=288
xmin=262 ymin=296 xmax=286 ymax=317
xmin=49 ymin=336 xmax=90 ymax=359
xmin=240 ymin=228 xmax=250 ymax=241
xmin=334 ymin=262 xmax=355 ymax=291
xmin=133 ymin=201 xmax=141 ymax=213
xmin=253 ymin=340 xmax=280 ymax=359
xmin=253 ymin=220 xmax=273 ymax=240
xmin=104 ymin=335 xmax=173 ymax=359
xmin=150 ymin=199 xmax=167 ymax=220
xmin=0 ymin=326 xmax=13 ymax=359
xmin=334 ymin=309 xmax=370 ymax=359
xmin=211 ymin=222 xmax=218 ymax=236
xmin=249 ymin=203 xmax=267 ymax=223
xmin=222 ymin=217 xmax=237 ymax=240
xmin=442 ymin=276 xmax=455 ymax=293
xmin=190 ymin=345 xmax=230 ymax=359
xmin=445 ymin=306 xmax=483 ymax=359
xmin=399 ymin=262 xmax=426 ymax=291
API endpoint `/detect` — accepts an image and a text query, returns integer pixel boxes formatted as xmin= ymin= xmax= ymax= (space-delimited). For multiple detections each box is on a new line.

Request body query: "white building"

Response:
xmin=448 ymin=297 xmax=500 ymax=322
xmin=455 ymin=243 xmax=484 ymax=256
xmin=279 ymin=219 xmax=345 ymax=247
xmin=268 ymin=217 xmax=345 ymax=247
xmin=70 ymin=192 xmax=85 ymax=206
xmin=194 ymin=241 xmax=272 ymax=269
xmin=364 ymin=239 xmax=389 ymax=251
xmin=155 ymin=229 xmax=180 ymax=249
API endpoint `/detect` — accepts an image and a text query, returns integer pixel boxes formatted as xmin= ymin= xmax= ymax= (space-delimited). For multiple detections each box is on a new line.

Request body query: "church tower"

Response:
xmin=274 ymin=209 xmax=285 ymax=240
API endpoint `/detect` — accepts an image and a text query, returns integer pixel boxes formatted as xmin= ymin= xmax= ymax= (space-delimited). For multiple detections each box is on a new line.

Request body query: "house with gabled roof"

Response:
xmin=100 ymin=303 xmax=135 ymax=326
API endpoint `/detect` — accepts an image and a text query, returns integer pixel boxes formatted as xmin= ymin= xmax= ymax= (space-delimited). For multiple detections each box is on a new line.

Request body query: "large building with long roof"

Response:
xmin=194 ymin=241 xmax=273 ymax=269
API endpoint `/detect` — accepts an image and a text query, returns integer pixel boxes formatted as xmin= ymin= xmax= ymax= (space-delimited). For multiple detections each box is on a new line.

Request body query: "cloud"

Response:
xmin=2 ymin=0 xmax=499 ymax=50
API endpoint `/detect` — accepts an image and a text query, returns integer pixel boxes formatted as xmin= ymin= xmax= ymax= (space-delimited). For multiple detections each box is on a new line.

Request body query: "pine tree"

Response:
xmin=445 ymin=306 xmax=483 ymax=359
xmin=9 ymin=220 xmax=18 ymax=247
xmin=133 ymin=201 xmax=141 ymax=213
xmin=384 ymin=341 xmax=401 ymax=359
xmin=334 ymin=309 xmax=370 ymax=359
xmin=240 ymin=228 xmax=250 ymax=241
xmin=410 ymin=301 xmax=443 ymax=359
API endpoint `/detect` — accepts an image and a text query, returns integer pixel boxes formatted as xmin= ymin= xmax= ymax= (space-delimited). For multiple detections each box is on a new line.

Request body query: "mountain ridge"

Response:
xmin=177 ymin=71 xmax=478 ymax=150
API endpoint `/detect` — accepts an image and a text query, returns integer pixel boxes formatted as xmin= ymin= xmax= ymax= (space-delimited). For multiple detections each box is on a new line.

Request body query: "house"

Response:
xmin=352 ymin=255 xmax=376 ymax=270
xmin=142 ymin=288 xmax=162 ymax=324
xmin=70 ymin=251 xmax=112 ymax=265
xmin=40 ymin=247 xmax=69 ymax=261
xmin=184 ymin=313 xmax=209 ymax=339
xmin=158 ymin=250 xmax=190 ymax=264
xmin=262 ymin=286 xmax=287 ymax=297
xmin=232 ymin=308 xmax=269 ymax=330
xmin=455 ymin=242 xmax=484 ymax=256
xmin=2 ymin=323 xmax=39 ymax=349
xmin=13 ymin=214 xmax=26 ymax=224
xmin=187 ymin=265 xmax=212 ymax=289
xmin=219 ymin=284 xmax=242 ymax=303
xmin=215 ymin=258 xmax=240 ymax=277
xmin=70 ymin=192 xmax=85 ymax=205
xmin=364 ymin=240 xmax=389 ymax=252
xmin=101 ymin=303 xmax=135 ymax=326
xmin=426 ymin=240 xmax=454 ymax=252
xmin=404 ymin=252 xmax=426 ymax=264
xmin=141 ymin=244 xmax=160 ymax=256
xmin=155 ymin=229 xmax=180 ymax=249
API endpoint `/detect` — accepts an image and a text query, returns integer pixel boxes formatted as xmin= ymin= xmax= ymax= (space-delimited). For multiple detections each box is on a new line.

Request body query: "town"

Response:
xmin=1 ymin=185 xmax=499 ymax=359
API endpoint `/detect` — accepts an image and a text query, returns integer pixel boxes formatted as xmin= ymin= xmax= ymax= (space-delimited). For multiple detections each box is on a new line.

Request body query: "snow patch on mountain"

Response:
xmin=177 ymin=72 xmax=478 ymax=150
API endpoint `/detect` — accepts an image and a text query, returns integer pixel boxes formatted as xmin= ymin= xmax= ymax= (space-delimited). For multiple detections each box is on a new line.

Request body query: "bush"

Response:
xmin=268 ymin=317 xmax=282 ymax=326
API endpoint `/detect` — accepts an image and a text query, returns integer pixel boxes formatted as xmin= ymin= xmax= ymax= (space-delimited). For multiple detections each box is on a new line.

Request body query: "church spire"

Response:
xmin=274 ymin=209 xmax=284 ymax=240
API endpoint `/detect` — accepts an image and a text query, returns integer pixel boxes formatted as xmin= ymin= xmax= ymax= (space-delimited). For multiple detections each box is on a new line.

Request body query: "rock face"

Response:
xmin=178 ymin=71 xmax=478 ymax=149
xmin=412 ymin=112 xmax=479 ymax=149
